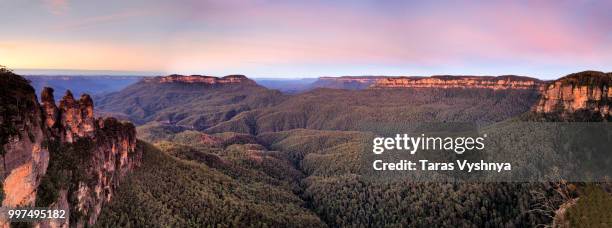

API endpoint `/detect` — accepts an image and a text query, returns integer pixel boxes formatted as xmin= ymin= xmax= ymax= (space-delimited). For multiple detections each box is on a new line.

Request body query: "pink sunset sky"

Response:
xmin=1 ymin=0 xmax=611 ymax=79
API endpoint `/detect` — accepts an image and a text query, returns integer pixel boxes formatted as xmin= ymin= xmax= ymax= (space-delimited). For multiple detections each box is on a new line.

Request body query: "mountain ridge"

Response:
xmin=371 ymin=75 xmax=543 ymax=90
xmin=95 ymin=74 xmax=286 ymax=128
xmin=306 ymin=75 xmax=543 ymax=91
xmin=143 ymin=74 xmax=255 ymax=85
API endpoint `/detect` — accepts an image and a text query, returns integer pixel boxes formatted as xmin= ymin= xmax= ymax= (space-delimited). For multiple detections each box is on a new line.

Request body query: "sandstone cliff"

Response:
xmin=0 ymin=70 xmax=141 ymax=227
xmin=0 ymin=72 xmax=48 ymax=212
xmin=372 ymin=75 xmax=543 ymax=90
xmin=534 ymin=71 xmax=611 ymax=120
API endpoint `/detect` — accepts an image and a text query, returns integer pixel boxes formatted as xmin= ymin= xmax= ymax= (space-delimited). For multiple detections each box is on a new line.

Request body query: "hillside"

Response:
xmin=99 ymin=124 xmax=603 ymax=227
xmin=255 ymin=129 xmax=565 ymax=227
xmin=95 ymin=140 xmax=325 ymax=227
xmin=95 ymin=74 xmax=286 ymax=129
xmin=207 ymin=87 xmax=541 ymax=134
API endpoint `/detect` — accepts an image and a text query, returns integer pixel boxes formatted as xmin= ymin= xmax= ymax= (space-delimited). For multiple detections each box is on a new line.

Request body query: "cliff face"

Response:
xmin=372 ymin=75 xmax=543 ymax=90
xmin=534 ymin=71 xmax=612 ymax=120
xmin=143 ymin=74 xmax=256 ymax=85
xmin=0 ymin=73 xmax=48 ymax=211
xmin=0 ymin=70 xmax=141 ymax=227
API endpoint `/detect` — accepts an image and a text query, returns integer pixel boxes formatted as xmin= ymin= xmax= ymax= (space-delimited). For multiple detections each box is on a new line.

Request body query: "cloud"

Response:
xmin=8 ymin=0 xmax=611 ymax=77
xmin=44 ymin=0 xmax=69 ymax=15
xmin=50 ymin=10 xmax=153 ymax=31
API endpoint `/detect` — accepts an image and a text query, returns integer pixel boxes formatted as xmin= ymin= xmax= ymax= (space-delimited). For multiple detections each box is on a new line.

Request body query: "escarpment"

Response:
xmin=143 ymin=74 xmax=256 ymax=85
xmin=308 ymin=75 xmax=544 ymax=91
xmin=0 ymin=70 xmax=141 ymax=227
xmin=372 ymin=75 xmax=543 ymax=90
xmin=533 ymin=71 xmax=612 ymax=121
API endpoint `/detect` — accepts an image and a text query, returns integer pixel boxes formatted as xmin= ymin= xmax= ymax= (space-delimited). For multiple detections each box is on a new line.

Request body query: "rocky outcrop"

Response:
xmin=0 ymin=70 xmax=141 ymax=227
xmin=41 ymin=87 xmax=59 ymax=129
xmin=534 ymin=71 xmax=612 ymax=120
xmin=372 ymin=75 xmax=543 ymax=90
xmin=57 ymin=91 xmax=96 ymax=142
xmin=143 ymin=74 xmax=256 ymax=85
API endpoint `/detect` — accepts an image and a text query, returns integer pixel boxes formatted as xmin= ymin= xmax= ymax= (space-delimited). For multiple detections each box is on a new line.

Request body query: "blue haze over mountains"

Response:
xmin=25 ymin=76 xmax=144 ymax=100
xmin=23 ymin=75 xmax=334 ymax=97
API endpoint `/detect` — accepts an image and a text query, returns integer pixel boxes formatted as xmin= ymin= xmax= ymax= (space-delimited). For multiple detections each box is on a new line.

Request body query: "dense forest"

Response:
xmin=96 ymin=123 xmax=612 ymax=227
xmin=96 ymin=141 xmax=323 ymax=227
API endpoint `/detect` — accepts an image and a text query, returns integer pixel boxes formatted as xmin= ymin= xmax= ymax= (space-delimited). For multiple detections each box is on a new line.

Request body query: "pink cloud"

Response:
xmin=50 ymin=10 xmax=154 ymax=31
xmin=13 ymin=0 xmax=611 ymax=74
xmin=44 ymin=0 xmax=69 ymax=15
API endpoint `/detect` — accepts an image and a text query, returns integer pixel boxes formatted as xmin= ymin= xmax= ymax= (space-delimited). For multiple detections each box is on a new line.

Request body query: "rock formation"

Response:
xmin=534 ymin=71 xmax=611 ymax=120
xmin=372 ymin=75 xmax=543 ymax=90
xmin=0 ymin=70 xmax=141 ymax=227
xmin=56 ymin=90 xmax=96 ymax=142
xmin=143 ymin=74 xmax=255 ymax=85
